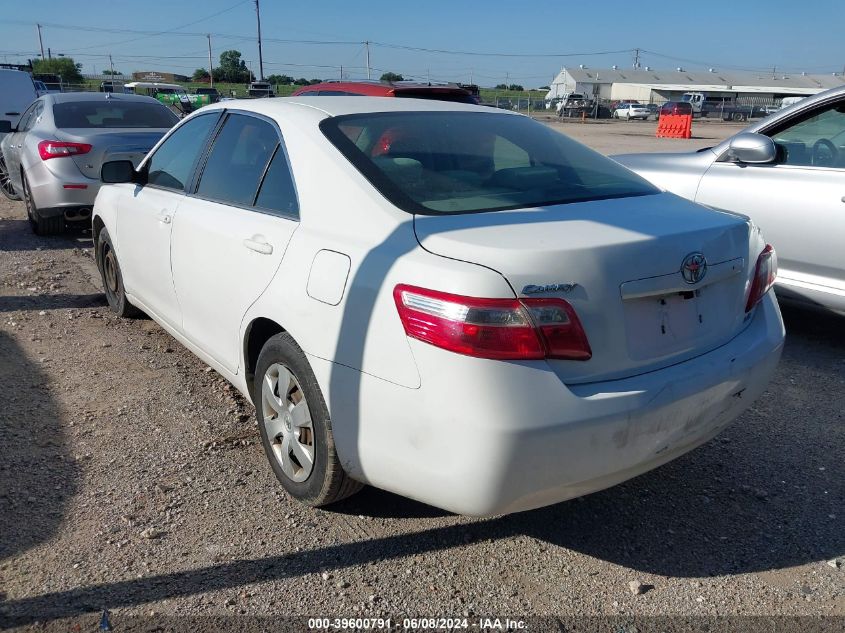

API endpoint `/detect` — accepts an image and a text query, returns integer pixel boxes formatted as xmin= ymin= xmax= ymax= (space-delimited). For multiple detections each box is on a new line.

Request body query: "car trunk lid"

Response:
xmin=414 ymin=192 xmax=753 ymax=384
xmin=55 ymin=129 xmax=169 ymax=180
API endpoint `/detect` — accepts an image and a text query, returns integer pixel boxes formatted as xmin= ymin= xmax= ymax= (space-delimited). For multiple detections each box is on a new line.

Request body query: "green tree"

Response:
xmin=216 ymin=50 xmax=251 ymax=82
xmin=380 ymin=72 xmax=404 ymax=82
xmin=192 ymin=68 xmax=210 ymax=82
xmin=102 ymin=69 xmax=122 ymax=76
xmin=32 ymin=57 xmax=83 ymax=84
xmin=267 ymin=74 xmax=294 ymax=85
xmin=293 ymin=77 xmax=309 ymax=85
xmin=494 ymin=83 xmax=508 ymax=90
xmin=539 ymin=85 xmax=550 ymax=90
xmin=508 ymin=84 xmax=524 ymax=91
xmin=308 ymin=78 xmax=322 ymax=85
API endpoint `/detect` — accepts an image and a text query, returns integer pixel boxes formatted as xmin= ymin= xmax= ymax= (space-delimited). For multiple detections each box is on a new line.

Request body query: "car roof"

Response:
xmin=293 ymin=80 xmax=472 ymax=96
xmin=46 ymin=92 xmax=163 ymax=105
xmin=198 ymin=95 xmax=512 ymax=120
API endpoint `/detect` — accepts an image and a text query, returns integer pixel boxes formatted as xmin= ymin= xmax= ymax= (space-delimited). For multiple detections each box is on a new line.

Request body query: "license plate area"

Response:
xmin=623 ymin=286 xmax=716 ymax=360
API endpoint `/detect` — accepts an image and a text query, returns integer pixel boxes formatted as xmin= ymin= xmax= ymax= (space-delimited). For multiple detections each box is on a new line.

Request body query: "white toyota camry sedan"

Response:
xmin=93 ymin=97 xmax=784 ymax=516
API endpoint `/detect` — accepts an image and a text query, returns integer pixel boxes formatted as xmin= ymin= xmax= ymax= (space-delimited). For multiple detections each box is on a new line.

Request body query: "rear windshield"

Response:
xmin=321 ymin=111 xmax=658 ymax=214
xmin=394 ymin=91 xmax=478 ymax=105
xmin=53 ymin=101 xmax=179 ymax=129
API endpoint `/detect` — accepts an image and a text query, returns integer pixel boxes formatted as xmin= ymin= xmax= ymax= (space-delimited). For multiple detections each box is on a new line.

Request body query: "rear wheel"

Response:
xmin=96 ymin=227 xmax=140 ymax=318
xmin=23 ymin=172 xmax=64 ymax=235
xmin=254 ymin=333 xmax=362 ymax=507
xmin=0 ymin=153 xmax=20 ymax=201
xmin=732 ymin=112 xmax=746 ymax=122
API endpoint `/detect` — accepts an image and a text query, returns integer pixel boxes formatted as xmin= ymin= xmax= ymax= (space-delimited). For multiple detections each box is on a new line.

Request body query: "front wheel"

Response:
xmin=254 ymin=333 xmax=362 ymax=507
xmin=96 ymin=227 xmax=140 ymax=318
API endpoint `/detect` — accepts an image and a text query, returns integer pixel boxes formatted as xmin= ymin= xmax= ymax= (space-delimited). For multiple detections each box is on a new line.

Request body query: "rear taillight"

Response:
xmin=38 ymin=140 xmax=92 ymax=160
xmin=393 ymin=285 xmax=592 ymax=361
xmin=745 ymin=245 xmax=777 ymax=312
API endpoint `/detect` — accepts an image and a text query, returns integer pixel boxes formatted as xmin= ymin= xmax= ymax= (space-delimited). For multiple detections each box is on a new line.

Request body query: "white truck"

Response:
xmin=681 ymin=92 xmax=768 ymax=121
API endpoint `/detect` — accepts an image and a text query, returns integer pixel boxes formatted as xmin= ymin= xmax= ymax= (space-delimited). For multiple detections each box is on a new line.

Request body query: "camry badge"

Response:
xmin=522 ymin=283 xmax=579 ymax=295
xmin=681 ymin=252 xmax=707 ymax=284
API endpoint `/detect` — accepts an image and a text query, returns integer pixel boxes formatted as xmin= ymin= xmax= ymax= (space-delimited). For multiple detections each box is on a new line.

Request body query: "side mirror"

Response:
xmin=725 ymin=133 xmax=777 ymax=164
xmin=0 ymin=120 xmax=12 ymax=134
xmin=101 ymin=160 xmax=137 ymax=184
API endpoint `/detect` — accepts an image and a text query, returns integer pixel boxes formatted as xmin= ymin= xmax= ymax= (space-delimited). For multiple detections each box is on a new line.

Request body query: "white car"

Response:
xmin=613 ymin=103 xmax=652 ymax=120
xmin=92 ymin=97 xmax=784 ymax=516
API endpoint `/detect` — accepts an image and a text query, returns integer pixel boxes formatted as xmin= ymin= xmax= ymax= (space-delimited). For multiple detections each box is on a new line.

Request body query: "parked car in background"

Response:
xmin=33 ymin=73 xmax=63 ymax=93
xmin=0 ymin=92 xmax=178 ymax=234
xmin=292 ymin=80 xmax=478 ymax=104
xmin=100 ymin=80 xmax=125 ymax=94
xmin=0 ymin=68 xmax=39 ymax=200
xmin=615 ymin=85 xmax=845 ymax=313
xmin=556 ymin=92 xmax=592 ymax=117
xmin=248 ymin=81 xmax=275 ymax=98
xmin=92 ymin=96 xmax=783 ymax=516
xmin=659 ymin=101 xmax=694 ymax=117
xmin=613 ymin=103 xmax=651 ymax=120
xmin=195 ymin=87 xmax=221 ymax=103
xmin=646 ymin=103 xmax=660 ymax=119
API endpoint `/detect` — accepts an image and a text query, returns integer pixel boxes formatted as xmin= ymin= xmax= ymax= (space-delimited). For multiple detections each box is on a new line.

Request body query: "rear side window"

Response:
xmin=321 ymin=111 xmax=658 ymax=214
xmin=53 ymin=101 xmax=178 ymax=128
xmin=147 ymin=113 xmax=219 ymax=191
xmin=196 ymin=114 xmax=279 ymax=207
xmin=255 ymin=147 xmax=299 ymax=215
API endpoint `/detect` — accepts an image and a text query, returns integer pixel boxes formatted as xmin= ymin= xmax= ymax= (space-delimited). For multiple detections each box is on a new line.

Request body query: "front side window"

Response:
xmin=16 ymin=102 xmax=39 ymax=132
xmin=321 ymin=111 xmax=658 ymax=214
xmin=196 ymin=114 xmax=278 ymax=207
xmin=769 ymin=101 xmax=845 ymax=168
xmin=146 ymin=113 xmax=219 ymax=191
xmin=53 ymin=101 xmax=178 ymax=129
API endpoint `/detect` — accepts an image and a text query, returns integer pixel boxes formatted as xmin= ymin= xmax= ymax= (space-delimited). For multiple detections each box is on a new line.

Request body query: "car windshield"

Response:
xmin=53 ymin=101 xmax=178 ymax=128
xmin=321 ymin=111 xmax=658 ymax=214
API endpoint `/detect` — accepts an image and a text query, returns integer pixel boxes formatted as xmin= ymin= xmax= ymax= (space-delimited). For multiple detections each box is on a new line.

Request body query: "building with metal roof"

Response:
xmin=545 ymin=66 xmax=845 ymax=104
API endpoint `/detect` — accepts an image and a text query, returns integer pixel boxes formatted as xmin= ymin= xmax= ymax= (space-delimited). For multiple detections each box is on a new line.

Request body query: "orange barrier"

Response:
xmin=656 ymin=113 xmax=692 ymax=139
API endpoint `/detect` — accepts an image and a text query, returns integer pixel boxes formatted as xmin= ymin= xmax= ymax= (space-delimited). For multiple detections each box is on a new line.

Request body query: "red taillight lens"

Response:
xmin=522 ymin=298 xmax=593 ymax=360
xmin=38 ymin=140 xmax=92 ymax=161
xmin=745 ymin=244 xmax=777 ymax=312
xmin=393 ymin=285 xmax=591 ymax=361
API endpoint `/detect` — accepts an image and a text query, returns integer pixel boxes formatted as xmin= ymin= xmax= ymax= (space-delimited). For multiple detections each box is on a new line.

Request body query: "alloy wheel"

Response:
xmin=0 ymin=155 xmax=16 ymax=199
xmin=261 ymin=363 xmax=315 ymax=482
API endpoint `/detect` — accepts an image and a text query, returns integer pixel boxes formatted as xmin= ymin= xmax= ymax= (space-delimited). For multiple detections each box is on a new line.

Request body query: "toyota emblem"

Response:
xmin=681 ymin=252 xmax=707 ymax=284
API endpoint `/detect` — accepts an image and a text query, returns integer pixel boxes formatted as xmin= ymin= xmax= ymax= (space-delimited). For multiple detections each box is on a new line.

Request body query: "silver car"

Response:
xmin=0 ymin=92 xmax=177 ymax=235
xmin=615 ymin=86 xmax=845 ymax=313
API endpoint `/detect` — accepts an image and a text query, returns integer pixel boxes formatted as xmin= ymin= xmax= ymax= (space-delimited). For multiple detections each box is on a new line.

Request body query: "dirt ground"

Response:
xmin=0 ymin=122 xmax=843 ymax=631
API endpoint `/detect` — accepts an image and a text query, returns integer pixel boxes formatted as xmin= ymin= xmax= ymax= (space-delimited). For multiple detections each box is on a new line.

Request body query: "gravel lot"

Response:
xmin=0 ymin=120 xmax=843 ymax=631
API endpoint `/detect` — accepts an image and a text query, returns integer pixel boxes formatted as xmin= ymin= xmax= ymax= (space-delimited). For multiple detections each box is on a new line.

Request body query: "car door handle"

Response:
xmin=157 ymin=211 xmax=172 ymax=224
xmin=243 ymin=238 xmax=273 ymax=255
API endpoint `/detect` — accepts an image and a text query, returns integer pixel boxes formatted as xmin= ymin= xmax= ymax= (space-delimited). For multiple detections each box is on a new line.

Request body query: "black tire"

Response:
xmin=96 ymin=227 xmax=140 ymax=318
xmin=0 ymin=153 xmax=20 ymax=201
xmin=23 ymin=172 xmax=65 ymax=235
xmin=253 ymin=332 xmax=362 ymax=507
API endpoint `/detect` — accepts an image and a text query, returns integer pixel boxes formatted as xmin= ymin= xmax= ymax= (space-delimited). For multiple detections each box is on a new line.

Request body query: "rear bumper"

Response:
xmin=27 ymin=160 xmax=100 ymax=213
xmin=314 ymin=292 xmax=784 ymax=516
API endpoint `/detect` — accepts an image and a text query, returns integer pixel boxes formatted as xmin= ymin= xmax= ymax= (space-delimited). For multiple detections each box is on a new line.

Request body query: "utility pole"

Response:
xmin=47 ymin=47 xmax=52 ymax=60
xmin=633 ymin=48 xmax=641 ymax=69
xmin=254 ymin=0 xmax=264 ymax=81
xmin=36 ymin=24 xmax=44 ymax=60
xmin=339 ymin=64 xmax=343 ymax=80
xmin=365 ymin=41 xmax=371 ymax=79
xmin=207 ymin=34 xmax=213 ymax=87
xmin=109 ymin=54 xmax=114 ymax=76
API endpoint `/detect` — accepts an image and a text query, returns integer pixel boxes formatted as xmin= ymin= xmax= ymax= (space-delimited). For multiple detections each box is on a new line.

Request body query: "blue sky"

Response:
xmin=1 ymin=0 xmax=843 ymax=86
